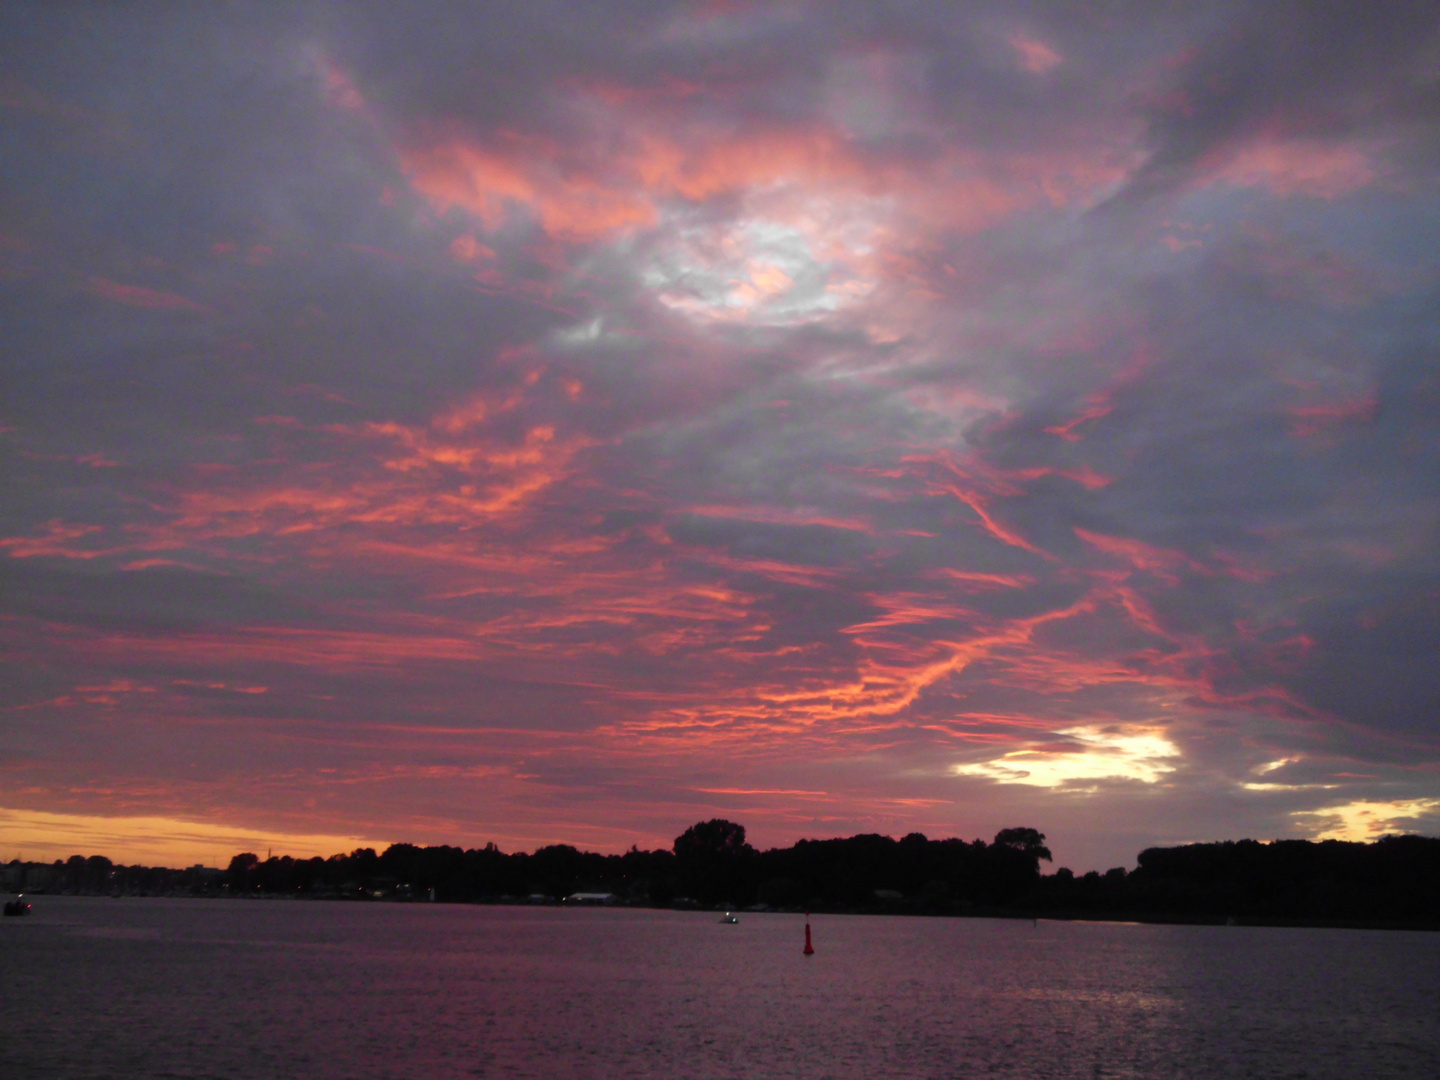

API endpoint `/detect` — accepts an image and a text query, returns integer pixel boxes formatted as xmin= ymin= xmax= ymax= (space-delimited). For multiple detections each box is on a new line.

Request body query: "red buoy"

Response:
xmin=803 ymin=912 xmax=814 ymax=956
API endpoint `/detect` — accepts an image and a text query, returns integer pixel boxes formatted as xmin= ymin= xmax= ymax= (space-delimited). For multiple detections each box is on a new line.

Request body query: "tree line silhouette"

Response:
xmin=7 ymin=822 xmax=1438 ymax=927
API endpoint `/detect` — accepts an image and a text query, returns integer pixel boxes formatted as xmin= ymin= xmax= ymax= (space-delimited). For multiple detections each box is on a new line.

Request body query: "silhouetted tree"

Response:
xmin=674 ymin=819 xmax=752 ymax=860
xmin=674 ymin=819 xmax=755 ymax=903
xmin=226 ymin=852 xmax=260 ymax=892
xmin=992 ymin=828 xmax=1053 ymax=863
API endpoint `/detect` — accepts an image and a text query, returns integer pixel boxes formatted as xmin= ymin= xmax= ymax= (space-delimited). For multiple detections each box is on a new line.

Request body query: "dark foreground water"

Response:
xmin=2 ymin=898 xmax=1437 ymax=1079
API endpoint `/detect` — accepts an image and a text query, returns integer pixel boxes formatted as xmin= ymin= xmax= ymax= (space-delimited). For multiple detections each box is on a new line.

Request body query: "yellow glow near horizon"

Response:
xmin=952 ymin=726 xmax=1180 ymax=788
xmin=1291 ymin=798 xmax=1440 ymax=842
xmin=0 ymin=807 xmax=391 ymax=868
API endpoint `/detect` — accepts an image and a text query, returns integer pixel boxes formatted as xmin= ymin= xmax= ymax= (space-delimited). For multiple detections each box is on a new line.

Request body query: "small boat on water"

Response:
xmin=3 ymin=896 xmax=32 ymax=917
xmin=719 ymin=911 xmax=738 ymax=924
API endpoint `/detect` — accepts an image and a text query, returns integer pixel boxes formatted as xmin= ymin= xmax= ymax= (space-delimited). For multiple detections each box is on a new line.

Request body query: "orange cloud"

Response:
xmin=1074 ymin=527 xmax=1207 ymax=584
xmin=683 ymin=503 xmax=874 ymax=533
xmin=937 ymin=480 xmax=1049 ymax=557
xmin=934 ymin=569 xmax=1033 ymax=591
xmin=155 ymin=391 xmax=591 ymax=547
xmin=402 ymin=137 xmax=658 ymax=240
xmin=398 ymin=87 xmax=1123 ymax=261
xmin=686 ymin=552 xmax=847 ymax=589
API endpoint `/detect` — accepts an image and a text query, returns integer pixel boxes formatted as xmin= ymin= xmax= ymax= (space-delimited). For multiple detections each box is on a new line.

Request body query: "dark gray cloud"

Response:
xmin=1118 ymin=0 xmax=1440 ymax=202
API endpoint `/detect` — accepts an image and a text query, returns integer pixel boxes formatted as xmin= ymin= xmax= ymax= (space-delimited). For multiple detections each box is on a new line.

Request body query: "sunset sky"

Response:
xmin=3 ymin=2 xmax=1439 ymax=872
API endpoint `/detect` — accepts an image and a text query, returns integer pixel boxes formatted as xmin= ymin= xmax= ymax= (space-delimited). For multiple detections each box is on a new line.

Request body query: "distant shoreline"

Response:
xmin=9 ymin=826 xmax=1438 ymax=932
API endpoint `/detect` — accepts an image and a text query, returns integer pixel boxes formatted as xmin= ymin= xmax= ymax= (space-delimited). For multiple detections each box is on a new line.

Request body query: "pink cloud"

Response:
xmin=0 ymin=520 xmax=106 ymax=559
xmin=449 ymin=234 xmax=497 ymax=263
xmin=1207 ymin=138 xmax=1382 ymax=199
xmin=1160 ymin=234 xmax=1203 ymax=252
xmin=1285 ymin=396 xmax=1377 ymax=439
xmin=316 ymin=56 xmax=365 ymax=112
xmin=1010 ymin=35 xmax=1062 ymax=74
xmin=1046 ymin=400 xmax=1113 ymax=441
xmin=87 ymin=277 xmax=208 ymax=312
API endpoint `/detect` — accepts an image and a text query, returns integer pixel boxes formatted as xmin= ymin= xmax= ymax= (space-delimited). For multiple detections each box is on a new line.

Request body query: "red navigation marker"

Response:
xmin=803 ymin=912 xmax=814 ymax=956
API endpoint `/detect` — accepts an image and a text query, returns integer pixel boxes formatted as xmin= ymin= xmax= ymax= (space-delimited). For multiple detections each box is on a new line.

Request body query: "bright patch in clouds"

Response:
xmin=952 ymin=727 xmax=1181 ymax=789
xmin=1291 ymin=799 xmax=1440 ymax=842
xmin=643 ymin=215 xmax=871 ymax=325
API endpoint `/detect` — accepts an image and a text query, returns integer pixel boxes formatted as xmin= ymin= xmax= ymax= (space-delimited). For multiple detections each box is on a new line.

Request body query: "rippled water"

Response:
xmin=3 ymin=897 xmax=1437 ymax=1079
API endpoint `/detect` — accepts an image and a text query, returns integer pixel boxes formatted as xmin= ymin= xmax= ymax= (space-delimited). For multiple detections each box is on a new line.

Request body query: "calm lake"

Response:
xmin=3 ymin=897 xmax=1437 ymax=1079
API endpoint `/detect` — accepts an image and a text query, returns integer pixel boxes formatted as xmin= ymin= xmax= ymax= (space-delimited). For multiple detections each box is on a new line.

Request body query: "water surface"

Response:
xmin=3 ymin=897 xmax=1436 ymax=1078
